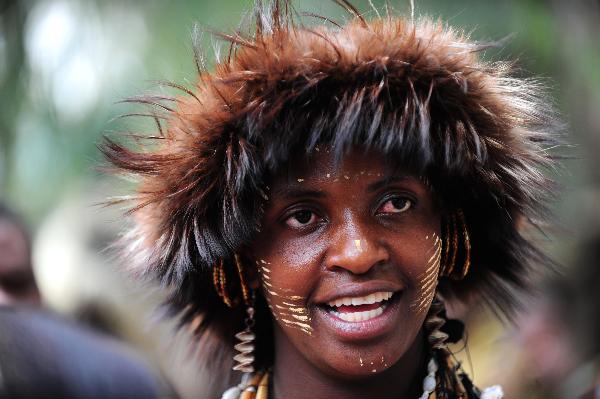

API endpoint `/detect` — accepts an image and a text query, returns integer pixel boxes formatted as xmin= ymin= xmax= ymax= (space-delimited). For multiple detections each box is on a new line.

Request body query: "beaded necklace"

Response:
xmin=223 ymin=358 xmax=439 ymax=399
xmin=221 ymin=357 xmax=504 ymax=399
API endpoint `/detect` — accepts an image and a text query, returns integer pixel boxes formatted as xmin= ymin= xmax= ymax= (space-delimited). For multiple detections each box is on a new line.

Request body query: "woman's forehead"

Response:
xmin=270 ymin=148 xmax=411 ymax=185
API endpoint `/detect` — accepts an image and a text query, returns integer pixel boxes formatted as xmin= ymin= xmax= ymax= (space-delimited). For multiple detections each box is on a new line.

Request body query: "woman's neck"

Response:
xmin=271 ymin=330 xmax=427 ymax=399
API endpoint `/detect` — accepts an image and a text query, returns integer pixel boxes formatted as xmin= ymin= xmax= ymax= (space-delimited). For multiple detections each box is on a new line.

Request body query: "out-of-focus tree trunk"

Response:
xmin=550 ymin=0 xmax=600 ymax=181
xmin=547 ymin=0 xmax=600 ymax=240
xmin=0 ymin=0 xmax=27 ymax=195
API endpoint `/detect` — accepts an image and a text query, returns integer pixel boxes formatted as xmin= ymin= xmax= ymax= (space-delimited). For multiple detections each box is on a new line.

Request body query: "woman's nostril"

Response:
xmin=326 ymin=237 xmax=390 ymax=274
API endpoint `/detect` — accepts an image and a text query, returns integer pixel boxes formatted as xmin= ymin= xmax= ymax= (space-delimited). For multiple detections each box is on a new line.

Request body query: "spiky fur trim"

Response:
xmin=102 ymin=0 xmax=561 ymax=356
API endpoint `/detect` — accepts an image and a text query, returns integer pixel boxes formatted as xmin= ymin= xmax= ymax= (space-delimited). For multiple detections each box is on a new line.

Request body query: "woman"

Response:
xmin=103 ymin=1 xmax=560 ymax=398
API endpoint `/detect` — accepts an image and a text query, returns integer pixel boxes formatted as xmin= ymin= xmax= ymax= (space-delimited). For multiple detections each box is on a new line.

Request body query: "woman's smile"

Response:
xmin=313 ymin=282 xmax=404 ymax=341
xmin=317 ymin=291 xmax=402 ymax=340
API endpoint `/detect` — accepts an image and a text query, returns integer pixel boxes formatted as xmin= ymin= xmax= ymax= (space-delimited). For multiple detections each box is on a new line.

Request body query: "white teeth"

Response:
xmin=331 ymin=307 xmax=385 ymax=322
xmin=326 ymin=291 xmax=393 ymax=308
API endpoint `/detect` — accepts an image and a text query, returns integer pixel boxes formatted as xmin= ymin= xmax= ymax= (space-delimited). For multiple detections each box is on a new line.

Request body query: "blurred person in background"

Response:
xmin=0 ymin=201 xmax=179 ymax=397
xmin=519 ymin=227 xmax=600 ymax=399
xmin=0 ymin=307 xmax=178 ymax=399
xmin=0 ymin=202 xmax=40 ymax=306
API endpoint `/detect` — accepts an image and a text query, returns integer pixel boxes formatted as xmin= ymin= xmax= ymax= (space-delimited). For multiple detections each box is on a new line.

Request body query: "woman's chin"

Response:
xmin=304 ymin=340 xmax=408 ymax=381
xmin=342 ymin=364 xmax=393 ymax=379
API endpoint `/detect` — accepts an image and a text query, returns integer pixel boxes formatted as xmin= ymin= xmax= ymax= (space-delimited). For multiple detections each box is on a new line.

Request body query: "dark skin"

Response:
xmin=249 ymin=148 xmax=441 ymax=399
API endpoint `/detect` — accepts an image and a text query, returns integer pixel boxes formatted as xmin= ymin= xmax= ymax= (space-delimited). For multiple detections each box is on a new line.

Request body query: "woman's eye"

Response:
xmin=285 ymin=210 xmax=318 ymax=228
xmin=378 ymin=197 xmax=412 ymax=214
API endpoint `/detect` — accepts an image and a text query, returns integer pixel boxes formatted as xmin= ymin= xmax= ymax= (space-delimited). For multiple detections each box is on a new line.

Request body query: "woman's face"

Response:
xmin=249 ymin=148 xmax=441 ymax=378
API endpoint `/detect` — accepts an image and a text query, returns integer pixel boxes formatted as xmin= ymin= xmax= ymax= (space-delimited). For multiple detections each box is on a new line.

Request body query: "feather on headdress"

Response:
xmin=102 ymin=1 xmax=561 ymax=337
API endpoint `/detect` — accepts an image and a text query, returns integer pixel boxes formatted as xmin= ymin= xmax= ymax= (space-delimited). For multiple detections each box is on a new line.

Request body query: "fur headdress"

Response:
xmin=103 ymin=1 xmax=561 ymax=339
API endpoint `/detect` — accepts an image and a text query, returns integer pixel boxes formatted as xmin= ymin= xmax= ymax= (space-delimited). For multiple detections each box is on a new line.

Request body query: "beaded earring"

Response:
xmin=212 ymin=254 xmax=252 ymax=308
xmin=440 ymin=209 xmax=471 ymax=280
xmin=213 ymin=259 xmax=234 ymax=307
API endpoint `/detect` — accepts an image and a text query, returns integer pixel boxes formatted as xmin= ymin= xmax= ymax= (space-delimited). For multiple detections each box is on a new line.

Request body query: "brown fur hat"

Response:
xmin=103 ymin=1 xmax=561 ymax=342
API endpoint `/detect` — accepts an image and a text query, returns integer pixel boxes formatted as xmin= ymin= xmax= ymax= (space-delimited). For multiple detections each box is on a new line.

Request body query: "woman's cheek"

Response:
xmin=409 ymin=232 xmax=442 ymax=315
xmin=257 ymin=259 xmax=313 ymax=336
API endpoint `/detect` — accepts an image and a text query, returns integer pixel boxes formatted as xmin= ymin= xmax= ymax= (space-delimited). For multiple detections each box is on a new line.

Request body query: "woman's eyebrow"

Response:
xmin=366 ymin=175 xmax=409 ymax=193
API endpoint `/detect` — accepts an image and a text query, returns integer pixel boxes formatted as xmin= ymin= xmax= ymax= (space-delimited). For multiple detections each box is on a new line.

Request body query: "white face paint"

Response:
xmin=259 ymin=259 xmax=313 ymax=335
xmin=409 ymin=232 xmax=442 ymax=314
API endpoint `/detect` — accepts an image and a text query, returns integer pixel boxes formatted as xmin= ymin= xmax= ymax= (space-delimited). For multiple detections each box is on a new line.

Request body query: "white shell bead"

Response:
xmin=221 ymin=386 xmax=241 ymax=399
xmin=423 ymin=375 xmax=436 ymax=392
xmin=481 ymin=385 xmax=504 ymax=399
xmin=427 ymin=358 xmax=438 ymax=374
xmin=235 ymin=331 xmax=256 ymax=341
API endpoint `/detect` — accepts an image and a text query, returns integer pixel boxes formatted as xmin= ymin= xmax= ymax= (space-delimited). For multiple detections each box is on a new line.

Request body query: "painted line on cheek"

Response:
xmin=419 ymin=274 xmax=439 ymax=294
xmin=421 ymin=247 xmax=442 ymax=281
xmin=413 ymin=293 xmax=437 ymax=313
xmin=275 ymin=304 xmax=305 ymax=313
xmin=280 ymin=318 xmax=312 ymax=334
xmin=410 ymin=237 xmax=442 ymax=313
xmin=415 ymin=280 xmax=438 ymax=304
xmin=412 ymin=283 xmax=438 ymax=312
xmin=282 ymin=301 xmax=304 ymax=307
xmin=427 ymin=242 xmax=442 ymax=264
xmin=278 ymin=313 xmax=310 ymax=322
xmin=421 ymin=263 xmax=442 ymax=287
xmin=423 ymin=255 xmax=441 ymax=276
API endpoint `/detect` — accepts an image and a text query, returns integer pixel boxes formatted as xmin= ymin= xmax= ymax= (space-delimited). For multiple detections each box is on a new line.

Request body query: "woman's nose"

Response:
xmin=324 ymin=215 xmax=389 ymax=275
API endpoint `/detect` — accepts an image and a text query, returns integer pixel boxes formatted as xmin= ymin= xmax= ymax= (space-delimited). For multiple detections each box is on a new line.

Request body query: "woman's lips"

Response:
xmin=315 ymin=292 xmax=402 ymax=341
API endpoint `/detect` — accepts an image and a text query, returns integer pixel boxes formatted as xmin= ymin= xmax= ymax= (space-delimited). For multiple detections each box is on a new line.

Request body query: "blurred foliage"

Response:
xmin=0 ymin=0 xmax=598 ymax=226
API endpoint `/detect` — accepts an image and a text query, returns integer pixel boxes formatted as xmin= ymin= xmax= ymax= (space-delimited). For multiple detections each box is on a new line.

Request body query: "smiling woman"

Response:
xmin=102 ymin=1 xmax=561 ymax=398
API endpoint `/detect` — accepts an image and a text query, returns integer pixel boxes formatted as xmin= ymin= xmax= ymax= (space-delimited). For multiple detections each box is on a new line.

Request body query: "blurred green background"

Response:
xmin=2 ymin=0 xmax=599 ymax=225
xmin=0 ymin=0 xmax=598 ymax=398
